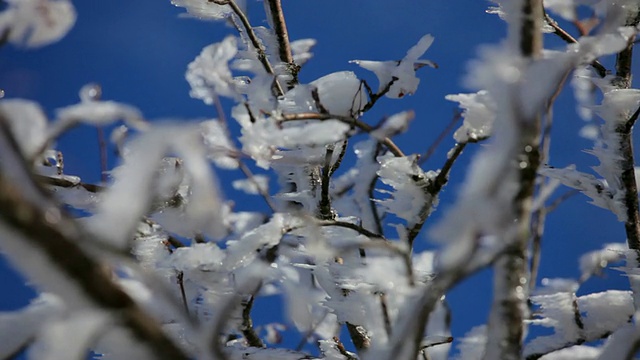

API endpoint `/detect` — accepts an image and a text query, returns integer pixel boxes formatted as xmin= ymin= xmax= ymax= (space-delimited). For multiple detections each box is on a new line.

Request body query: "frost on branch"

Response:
xmin=542 ymin=85 xmax=640 ymax=222
xmin=187 ymin=36 xmax=240 ymax=103
xmin=200 ymin=119 xmax=239 ymax=169
xmin=171 ymin=0 xmax=245 ymax=21
xmin=351 ymin=34 xmax=436 ymax=99
xmin=524 ymin=289 xmax=634 ymax=358
xmin=87 ymin=124 xmax=226 ymax=247
xmin=0 ymin=0 xmax=76 ymax=48
xmin=445 ymin=90 xmax=496 ymax=143
xmin=0 ymin=293 xmax=64 ymax=358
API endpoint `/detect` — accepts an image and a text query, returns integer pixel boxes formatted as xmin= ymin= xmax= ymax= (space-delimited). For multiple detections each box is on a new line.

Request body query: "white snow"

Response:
xmin=0 ymin=0 xmax=76 ymax=48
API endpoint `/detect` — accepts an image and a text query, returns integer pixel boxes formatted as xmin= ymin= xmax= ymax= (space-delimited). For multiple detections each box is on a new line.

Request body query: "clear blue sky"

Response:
xmin=0 ymin=0 xmax=634 ymax=355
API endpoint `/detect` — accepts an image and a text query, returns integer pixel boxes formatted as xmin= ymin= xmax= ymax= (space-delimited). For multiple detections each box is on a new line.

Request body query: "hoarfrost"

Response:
xmin=539 ymin=345 xmax=601 ymax=360
xmin=453 ymin=326 xmax=486 ymax=360
xmin=87 ymin=124 xmax=226 ymax=247
xmin=351 ymin=34 xmax=436 ymax=99
xmin=540 ymin=165 xmax=625 ymax=221
xmin=290 ymin=38 xmax=317 ymax=66
xmin=187 ymin=36 xmax=239 ymax=103
xmin=376 ymin=153 xmax=435 ymax=225
xmin=445 ymin=90 xmax=496 ymax=143
xmin=0 ymin=0 xmax=76 ymax=48
xmin=171 ymin=0 xmax=244 ymax=21
xmin=0 ymin=99 xmax=48 ymax=158
xmin=310 ymin=71 xmax=367 ymax=116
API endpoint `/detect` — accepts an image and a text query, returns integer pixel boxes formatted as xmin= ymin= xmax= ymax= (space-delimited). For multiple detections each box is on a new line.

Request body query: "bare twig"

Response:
xmin=361 ymin=77 xmax=399 ymax=113
xmin=97 ymin=127 xmax=108 ymax=183
xmin=317 ymin=220 xmax=386 ymax=240
xmin=419 ymin=110 xmax=463 ymax=165
xmin=614 ymin=11 xmax=640 ymax=251
xmin=406 ymin=141 xmax=469 ymax=247
xmin=318 ymin=146 xmax=335 ymax=220
xmin=0 ymin=118 xmax=190 ymax=360
xmin=212 ymin=95 xmax=277 ymax=212
xmin=176 ymin=271 xmax=189 ymax=315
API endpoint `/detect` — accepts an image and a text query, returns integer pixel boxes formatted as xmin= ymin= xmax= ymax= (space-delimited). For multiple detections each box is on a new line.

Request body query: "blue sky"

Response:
xmin=0 ymin=0 xmax=635 ymax=355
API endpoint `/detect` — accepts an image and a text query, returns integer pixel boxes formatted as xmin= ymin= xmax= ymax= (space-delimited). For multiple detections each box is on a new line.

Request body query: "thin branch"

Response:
xmin=379 ymin=292 xmax=392 ymax=337
xmin=614 ymin=11 xmax=640 ymax=250
xmin=361 ymin=77 xmax=398 ymax=113
xmin=176 ymin=271 xmax=189 ymax=315
xmin=317 ymin=220 xmax=386 ymax=240
xmin=332 ymin=336 xmax=358 ymax=360
xmin=241 ymin=295 xmax=265 ymax=348
xmin=0 ymin=120 xmax=190 ymax=360
xmin=210 ymin=0 xmax=284 ymax=96
xmin=97 ymin=127 xmax=108 ymax=183
xmin=406 ymin=141 xmax=469 ymax=247
xmin=346 ymin=323 xmax=370 ymax=351
xmin=212 ymin=95 xmax=277 ymax=212
xmin=543 ymin=12 xmax=608 ymax=78
xmin=264 ymin=0 xmax=293 ymax=65
xmin=278 ymin=112 xmax=405 ymax=157
xmin=419 ymin=110 xmax=463 ymax=165
xmin=317 ymin=146 xmax=334 ymax=220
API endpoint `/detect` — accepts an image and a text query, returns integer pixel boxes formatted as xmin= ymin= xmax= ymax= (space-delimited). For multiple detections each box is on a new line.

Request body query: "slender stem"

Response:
xmin=97 ymin=127 xmax=108 ymax=183
xmin=265 ymin=0 xmax=293 ymax=65
xmin=0 ymin=119 xmax=190 ymax=360
xmin=543 ymin=12 xmax=608 ymax=78
xmin=176 ymin=271 xmax=189 ymax=315
xmin=318 ymin=146 xmax=334 ymax=220
xmin=406 ymin=142 xmax=468 ymax=246
xmin=419 ymin=110 xmax=462 ymax=165
xmin=614 ymin=12 xmax=640 ymax=250
xmin=485 ymin=1 xmax=543 ymax=359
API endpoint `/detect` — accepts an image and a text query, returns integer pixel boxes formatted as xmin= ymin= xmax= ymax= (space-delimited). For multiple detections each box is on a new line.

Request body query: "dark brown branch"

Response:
xmin=361 ymin=77 xmax=399 ymax=113
xmin=176 ymin=271 xmax=189 ymax=315
xmin=332 ymin=336 xmax=358 ymax=360
xmin=265 ymin=0 xmax=293 ymax=65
